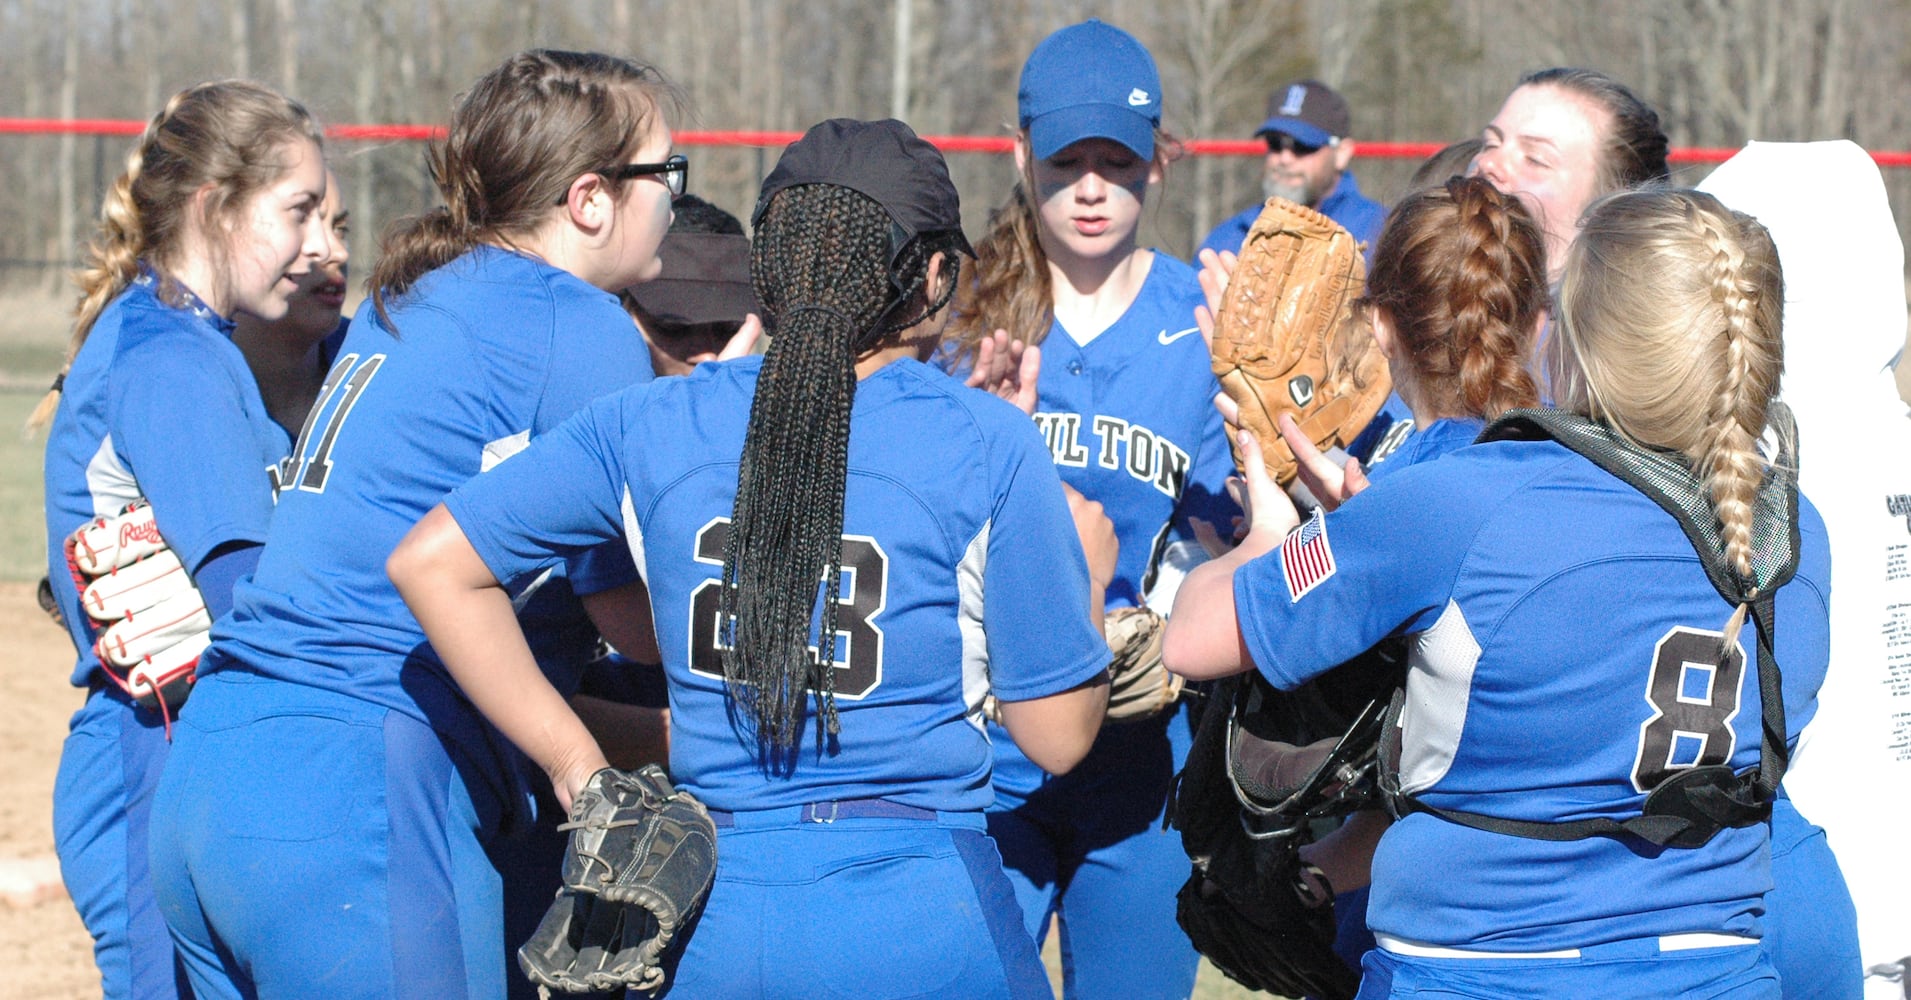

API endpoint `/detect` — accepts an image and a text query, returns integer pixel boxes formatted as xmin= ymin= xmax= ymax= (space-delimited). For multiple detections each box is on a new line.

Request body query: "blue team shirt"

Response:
xmin=45 ymin=271 xmax=286 ymax=687
xmin=204 ymin=246 xmax=653 ymax=774
xmin=1234 ymin=438 xmax=1832 ymax=950
xmin=976 ymin=251 xmax=1237 ymax=797
xmin=1361 ymin=414 xmax=1828 ymax=744
xmin=1198 ymin=171 xmax=1387 ymax=260
xmin=1343 ymin=392 xmax=1417 ymax=470
xmin=1025 ymin=251 xmax=1237 ymax=607
xmin=444 ymin=356 xmax=1111 ymax=814
xmin=1360 ymin=415 xmax=1479 ymax=483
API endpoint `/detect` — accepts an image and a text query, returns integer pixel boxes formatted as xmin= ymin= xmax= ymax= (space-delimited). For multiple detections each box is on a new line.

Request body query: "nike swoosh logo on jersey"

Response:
xmin=1157 ymin=326 xmax=1200 ymax=345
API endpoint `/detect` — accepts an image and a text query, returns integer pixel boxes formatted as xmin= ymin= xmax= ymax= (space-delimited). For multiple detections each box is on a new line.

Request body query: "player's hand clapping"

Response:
xmin=1227 ymin=425 xmax=1302 ymax=552
xmin=1277 ymin=411 xmax=1370 ymax=512
xmin=717 ymin=313 xmax=763 ymax=362
xmin=965 ymin=329 xmax=1042 ymax=415
xmin=1062 ymin=484 xmax=1118 ymax=589
xmin=1193 ymin=247 xmax=1238 ymax=351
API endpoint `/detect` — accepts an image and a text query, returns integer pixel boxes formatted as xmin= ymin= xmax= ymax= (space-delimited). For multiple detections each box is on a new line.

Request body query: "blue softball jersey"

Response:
xmin=1358 ymin=415 xmax=1481 ymax=483
xmin=974 ymin=251 xmax=1234 ymax=805
xmin=45 ymin=270 xmax=286 ymax=685
xmin=1234 ymin=437 xmax=1831 ymax=951
xmin=444 ymin=355 xmax=1112 ymax=814
xmin=1027 ymin=252 xmax=1236 ymax=608
xmin=44 ymin=268 xmax=289 ymax=1000
xmin=201 ymin=245 xmax=653 ymax=775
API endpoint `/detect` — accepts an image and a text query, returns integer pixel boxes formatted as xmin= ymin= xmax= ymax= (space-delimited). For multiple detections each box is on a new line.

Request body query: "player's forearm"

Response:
xmin=390 ymin=506 xmax=609 ymax=807
xmin=1086 ymin=577 xmax=1109 ymax=637
xmin=1298 ymin=808 xmax=1389 ymax=895
xmin=997 ymin=673 xmax=1110 ymax=776
xmin=580 ymin=579 xmax=662 ymax=663
xmin=1161 ymin=529 xmax=1276 ymax=680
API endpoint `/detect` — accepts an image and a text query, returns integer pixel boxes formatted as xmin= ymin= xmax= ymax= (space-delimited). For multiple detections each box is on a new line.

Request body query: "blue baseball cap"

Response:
xmin=1017 ymin=20 xmax=1161 ymax=162
xmin=1255 ymin=80 xmax=1350 ymax=148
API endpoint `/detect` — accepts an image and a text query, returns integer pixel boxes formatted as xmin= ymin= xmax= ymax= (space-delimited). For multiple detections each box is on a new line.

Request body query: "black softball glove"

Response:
xmin=519 ymin=765 xmax=717 ymax=997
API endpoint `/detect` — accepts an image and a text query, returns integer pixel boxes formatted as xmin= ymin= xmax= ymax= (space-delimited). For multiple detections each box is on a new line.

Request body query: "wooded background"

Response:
xmin=3 ymin=0 xmax=1907 ymax=290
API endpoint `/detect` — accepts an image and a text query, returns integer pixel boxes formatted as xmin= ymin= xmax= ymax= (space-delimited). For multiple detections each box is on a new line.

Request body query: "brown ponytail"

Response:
xmin=945 ymin=166 xmax=1052 ymax=367
xmin=1361 ymin=176 xmax=1546 ymax=422
xmin=370 ymin=49 xmax=682 ymax=326
xmin=29 ymin=80 xmax=322 ymax=431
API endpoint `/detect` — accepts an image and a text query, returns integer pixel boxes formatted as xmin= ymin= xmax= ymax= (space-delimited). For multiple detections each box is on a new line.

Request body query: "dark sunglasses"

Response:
xmin=1265 ymin=134 xmax=1329 ymax=157
xmin=556 ymin=154 xmax=688 ymax=204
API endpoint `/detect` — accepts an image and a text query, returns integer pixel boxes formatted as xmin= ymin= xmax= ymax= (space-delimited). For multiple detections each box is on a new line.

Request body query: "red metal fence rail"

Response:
xmin=5 ymin=118 xmax=1911 ymax=167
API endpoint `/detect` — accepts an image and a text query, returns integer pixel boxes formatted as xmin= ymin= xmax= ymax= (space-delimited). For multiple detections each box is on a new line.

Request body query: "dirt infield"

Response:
xmin=0 ymin=580 xmax=102 ymax=999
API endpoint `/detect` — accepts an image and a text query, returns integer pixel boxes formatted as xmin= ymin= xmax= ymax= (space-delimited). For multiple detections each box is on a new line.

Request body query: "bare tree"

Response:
xmin=228 ymin=0 xmax=251 ymax=79
xmin=6 ymin=0 xmax=1911 ymax=283
xmin=890 ymin=0 xmax=913 ymax=120
xmin=278 ymin=0 xmax=298 ymax=94
xmin=351 ymin=0 xmax=380 ymax=265
xmin=1157 ymin=0 xmax=1302 ymax=248
xmin=54 ymin=0 xmax=78 ymax=294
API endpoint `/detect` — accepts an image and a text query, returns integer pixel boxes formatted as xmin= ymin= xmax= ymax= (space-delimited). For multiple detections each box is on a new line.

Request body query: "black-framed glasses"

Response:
xmin=556 ymin=154 xmax=688 ymax=204
xmin=1266 ymin=134 xmax=1330 ymax=157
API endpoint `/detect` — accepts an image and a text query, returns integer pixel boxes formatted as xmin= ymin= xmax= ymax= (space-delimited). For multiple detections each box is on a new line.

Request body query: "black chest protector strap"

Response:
xmin=1378 ymin=406 xmax=1799 ymax=850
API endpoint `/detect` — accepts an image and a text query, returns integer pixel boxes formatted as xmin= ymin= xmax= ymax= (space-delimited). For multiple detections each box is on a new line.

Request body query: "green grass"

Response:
xmin=0 ymin=391 xmax=48 ymax=582
xmin=0 ymin=291 xmax=67 ymax=582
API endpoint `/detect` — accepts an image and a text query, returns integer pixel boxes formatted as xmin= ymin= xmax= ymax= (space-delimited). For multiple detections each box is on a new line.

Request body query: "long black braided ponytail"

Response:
xmin=720 ymin=182 xmax=961 ymax=757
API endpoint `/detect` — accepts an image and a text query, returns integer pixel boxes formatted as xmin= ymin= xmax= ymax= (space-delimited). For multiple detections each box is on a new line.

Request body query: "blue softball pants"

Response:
xmin=987 ymin=705 xmax=1201 ymax=1000
xmin=662 ymin=806 xmax=1049 ymax=999
xmin=148 ymin=671 xmax=505 ymax=1000
xmin=54 ymin=682 xmax=193 ymax=999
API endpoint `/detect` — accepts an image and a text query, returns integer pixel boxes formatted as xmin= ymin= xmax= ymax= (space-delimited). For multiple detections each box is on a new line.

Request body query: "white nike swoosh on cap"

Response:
xmin=1157 ymin=326 xmax=1199 ymax=345
xmin=1128 ymin=89 xmax=1151 ymax=107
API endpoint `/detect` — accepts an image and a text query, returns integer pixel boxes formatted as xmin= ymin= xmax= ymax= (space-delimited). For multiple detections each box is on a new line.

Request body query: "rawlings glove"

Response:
xmin=1209 ymin=197 xmax=1391 ymax=484
xmin=64 ymin=500 xmax=209 ymax=718
xmin=1102 ymin=606 xmax=1185 ymax=723
xmin=521 ymin=765 xmax=717 ymax=996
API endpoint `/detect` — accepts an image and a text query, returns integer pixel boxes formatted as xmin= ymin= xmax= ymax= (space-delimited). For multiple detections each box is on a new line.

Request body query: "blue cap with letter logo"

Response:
xmin=1255 ymin=79 xmax=1351 ymax=148
xmin=1018 ymin=20 xmax=1161 ymax=162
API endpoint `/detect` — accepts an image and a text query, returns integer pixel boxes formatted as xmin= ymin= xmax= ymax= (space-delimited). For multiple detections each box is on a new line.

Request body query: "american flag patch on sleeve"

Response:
xmin=1281 ymin=509 xmax=1336 ymax=602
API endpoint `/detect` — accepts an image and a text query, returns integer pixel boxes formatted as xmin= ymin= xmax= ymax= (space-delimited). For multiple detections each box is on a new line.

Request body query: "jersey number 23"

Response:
xmin=684 ymin=517 xmax=888 ymax=699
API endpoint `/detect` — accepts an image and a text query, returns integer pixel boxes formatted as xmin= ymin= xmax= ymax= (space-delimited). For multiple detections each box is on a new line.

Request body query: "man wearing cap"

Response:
xmin=1199 ymin=79 xmax=1386 ymax=258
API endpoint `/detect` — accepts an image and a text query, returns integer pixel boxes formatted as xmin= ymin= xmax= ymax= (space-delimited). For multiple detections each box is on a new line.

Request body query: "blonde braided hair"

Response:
xmin=1550 ymin=188 xmax=1783 ymax=633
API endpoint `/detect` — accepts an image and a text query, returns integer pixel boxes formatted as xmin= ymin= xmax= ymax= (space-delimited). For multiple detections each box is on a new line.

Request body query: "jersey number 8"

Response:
xmin=684 ymin=518 xmax=888 ymax=699
xmin=1631 ymin=626 xmax=1745 ymax=793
